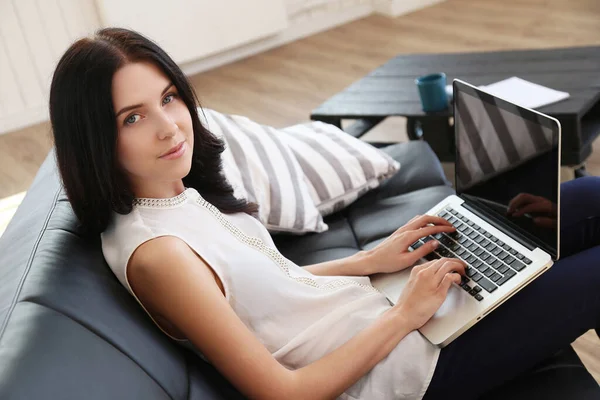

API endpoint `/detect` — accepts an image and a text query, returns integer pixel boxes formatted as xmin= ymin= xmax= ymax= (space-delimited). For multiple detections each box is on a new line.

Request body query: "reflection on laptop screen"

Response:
xmin=454 ymin=82 xmax=560 ymax=259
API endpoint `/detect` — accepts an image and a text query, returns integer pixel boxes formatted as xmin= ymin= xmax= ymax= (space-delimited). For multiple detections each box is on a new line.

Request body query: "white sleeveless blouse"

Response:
xmin=100 ymin=187 xmax=440 ymax=399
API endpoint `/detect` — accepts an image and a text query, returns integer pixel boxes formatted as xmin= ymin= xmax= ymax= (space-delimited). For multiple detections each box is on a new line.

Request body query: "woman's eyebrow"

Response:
xmin=115 ymin=83 xmax=174 ymax=118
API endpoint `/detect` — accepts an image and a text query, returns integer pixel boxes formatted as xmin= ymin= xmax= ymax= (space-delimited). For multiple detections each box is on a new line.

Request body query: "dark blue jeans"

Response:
xmin=423 ymin=176 xmax=600 ymax=399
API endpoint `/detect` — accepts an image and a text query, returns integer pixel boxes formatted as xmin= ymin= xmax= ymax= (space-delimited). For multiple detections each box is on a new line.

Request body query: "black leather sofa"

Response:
xmin=1 ymin=140 xmax=598 ymax=399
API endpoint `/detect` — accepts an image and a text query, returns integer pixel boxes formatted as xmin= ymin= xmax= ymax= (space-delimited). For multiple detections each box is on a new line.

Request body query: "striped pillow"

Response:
xmin=199 ymin=108 xmax=328 ymax=234
xmin=278 ymin=122 xmax=401 ymax=216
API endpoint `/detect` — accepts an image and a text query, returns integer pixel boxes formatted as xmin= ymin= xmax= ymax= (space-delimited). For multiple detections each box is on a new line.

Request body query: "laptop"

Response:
xmin=370 ymin=79 xmax=561 ymax=348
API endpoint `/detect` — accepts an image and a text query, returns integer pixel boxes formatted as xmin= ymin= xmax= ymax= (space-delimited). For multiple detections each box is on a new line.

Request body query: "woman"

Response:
xmin=49 ymin=28 xmax=600 ymax=400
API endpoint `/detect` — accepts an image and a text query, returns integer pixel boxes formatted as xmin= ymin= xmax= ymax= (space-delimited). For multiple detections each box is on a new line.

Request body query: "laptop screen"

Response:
xmin=454 ymin=80 xmax=560 ymax=260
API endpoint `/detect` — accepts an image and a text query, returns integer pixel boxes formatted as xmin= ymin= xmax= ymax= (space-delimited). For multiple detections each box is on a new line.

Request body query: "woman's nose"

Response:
xmin=156 ymin=111 xmax=178 ymax=140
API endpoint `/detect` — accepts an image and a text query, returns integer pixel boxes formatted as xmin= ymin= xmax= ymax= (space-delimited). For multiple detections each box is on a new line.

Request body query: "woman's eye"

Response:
xmin=124 ymin=94 xmax=176 ymax=126
xmin=163 ymin=94 xmax=176 ymax=105
xmin=125 ymin=114 xmax=140 ymax=125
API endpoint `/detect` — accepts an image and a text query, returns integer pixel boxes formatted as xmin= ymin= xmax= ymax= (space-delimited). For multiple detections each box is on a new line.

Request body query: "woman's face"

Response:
xmin=112 ymin=61 xmax=194 ymax=197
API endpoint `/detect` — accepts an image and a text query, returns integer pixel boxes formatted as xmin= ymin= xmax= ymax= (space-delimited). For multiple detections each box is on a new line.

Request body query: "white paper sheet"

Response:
xmin=480 ymin=77 xmax=570 ymax=109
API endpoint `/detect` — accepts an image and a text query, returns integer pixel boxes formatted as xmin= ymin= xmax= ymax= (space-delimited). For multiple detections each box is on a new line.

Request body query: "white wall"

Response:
xmin=0 ymin=0 xmax=102 ymax=135
xmin=181 ymin=0 xmax=374 ymax=77
xmin=97 ymin=0 xmax=288 ymax=64
xmin=373 ymin=0 xmax=445 ymax=18
xmin=0 ymin=0 xmax=444 ymax=135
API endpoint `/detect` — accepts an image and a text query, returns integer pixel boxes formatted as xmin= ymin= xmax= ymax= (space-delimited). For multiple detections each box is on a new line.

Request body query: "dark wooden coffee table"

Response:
xmin=311 ymin=46 xmax=600 ymax=174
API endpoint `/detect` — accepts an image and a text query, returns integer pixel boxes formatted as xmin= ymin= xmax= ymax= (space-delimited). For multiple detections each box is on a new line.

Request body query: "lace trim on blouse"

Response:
xmin=132 ymin=189 xmax=190 ymax=208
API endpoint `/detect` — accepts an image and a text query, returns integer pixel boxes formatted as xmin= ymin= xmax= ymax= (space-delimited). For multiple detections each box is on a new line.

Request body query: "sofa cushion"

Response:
xmin=273 ymin=185 xmax=454 ymax=266
xmin=352 ymin=140 xmax=452 ymax=206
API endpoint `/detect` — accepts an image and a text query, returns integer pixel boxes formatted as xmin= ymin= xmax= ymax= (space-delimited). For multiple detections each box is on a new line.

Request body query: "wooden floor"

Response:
xmin=0 ymin=0 xmax=599 ymax=384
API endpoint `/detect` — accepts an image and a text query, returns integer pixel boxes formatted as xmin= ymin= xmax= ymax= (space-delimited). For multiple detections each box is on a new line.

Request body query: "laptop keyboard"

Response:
xmin=410 ymin=207 xmax=532 ymax=301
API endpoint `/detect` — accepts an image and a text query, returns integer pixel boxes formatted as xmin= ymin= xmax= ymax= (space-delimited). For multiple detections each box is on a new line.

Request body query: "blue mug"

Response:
xmin=415 ymin=73 xmax=449 ymax=112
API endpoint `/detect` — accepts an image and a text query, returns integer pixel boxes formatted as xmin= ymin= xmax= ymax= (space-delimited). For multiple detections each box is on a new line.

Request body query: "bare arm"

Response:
xmin=128 ymin=236 xmax=414 ymax=400
xmin=303 ymin=215 xmax=456 ymax=277
xmin=303 ymin=250 xmax=375 ymax=277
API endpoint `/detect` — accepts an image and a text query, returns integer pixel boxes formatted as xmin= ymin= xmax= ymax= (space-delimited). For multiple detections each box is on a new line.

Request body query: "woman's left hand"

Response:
xmin=364 ymin=214 xmax=456 ymax=275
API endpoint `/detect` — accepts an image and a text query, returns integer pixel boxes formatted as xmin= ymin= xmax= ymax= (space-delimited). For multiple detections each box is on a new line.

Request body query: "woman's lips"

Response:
xmin=160 ymin=141 xmax=186 ymax=160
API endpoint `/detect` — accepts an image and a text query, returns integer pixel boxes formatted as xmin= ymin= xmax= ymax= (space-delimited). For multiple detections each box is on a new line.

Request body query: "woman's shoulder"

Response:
xmin=101 ymin=198 xmax=196 ymax=242
xmin=128 ymin=235 xmax=193 ymax=270
xmin=100 ymin=208 xmax=155 ymax=273
xmin=100 ymin=200 xmax=214 ymax=267
xmin=101 ymin=207 xmax=150 ymax=244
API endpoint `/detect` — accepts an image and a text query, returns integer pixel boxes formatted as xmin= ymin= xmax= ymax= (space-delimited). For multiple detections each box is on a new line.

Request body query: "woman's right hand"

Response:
xmin=393 ymin=258 xmax=467 ymax=330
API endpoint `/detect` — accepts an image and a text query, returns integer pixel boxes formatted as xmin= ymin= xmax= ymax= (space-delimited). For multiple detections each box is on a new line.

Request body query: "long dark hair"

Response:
xmin=49 ymin=27 xmax=258 ymax=235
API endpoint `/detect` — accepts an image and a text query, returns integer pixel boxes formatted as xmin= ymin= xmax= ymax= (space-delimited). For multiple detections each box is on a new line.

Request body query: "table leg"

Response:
xmin=574 ymin=165 xmax=590 ymax=178
xmin=343 ymin=118 xmax=385 ymax=138
xmin=406 ymin=117 xmax=455 ymax=162
xmin=311 ymin=116 xmax=342 ymax=129
xmin=406 ymin=118 xmax=424 ymax=140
